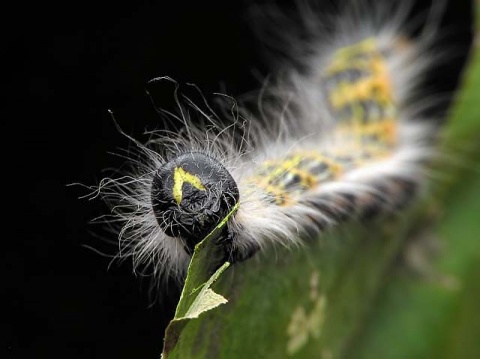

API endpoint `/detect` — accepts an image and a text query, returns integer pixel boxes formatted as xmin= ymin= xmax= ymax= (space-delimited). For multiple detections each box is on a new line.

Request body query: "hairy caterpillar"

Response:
xmin=92 ymin=0 xmax=450 ymax=285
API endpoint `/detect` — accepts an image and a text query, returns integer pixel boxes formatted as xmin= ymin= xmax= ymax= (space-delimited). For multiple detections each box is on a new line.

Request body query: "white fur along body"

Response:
xmin=91 ymin=1 xmax=446 ymax=284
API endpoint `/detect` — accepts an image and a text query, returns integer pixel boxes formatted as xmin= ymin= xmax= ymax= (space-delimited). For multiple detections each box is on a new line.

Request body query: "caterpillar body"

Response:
xmin=95 ymin=1 xmax=444 ymax=284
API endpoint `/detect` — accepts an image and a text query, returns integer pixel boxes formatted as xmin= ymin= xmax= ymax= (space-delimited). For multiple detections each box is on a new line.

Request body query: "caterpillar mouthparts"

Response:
xmin=151 ymin=152 xmax=239 ymax=255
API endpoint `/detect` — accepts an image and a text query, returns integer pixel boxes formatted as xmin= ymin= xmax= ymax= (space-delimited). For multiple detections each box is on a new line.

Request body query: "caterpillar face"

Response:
xmin=151 ymin=152 xmax=239 ymax=255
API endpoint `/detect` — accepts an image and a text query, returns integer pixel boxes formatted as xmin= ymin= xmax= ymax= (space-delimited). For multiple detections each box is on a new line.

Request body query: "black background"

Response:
xmin=7 ymin=0 xmax=473 ymax=358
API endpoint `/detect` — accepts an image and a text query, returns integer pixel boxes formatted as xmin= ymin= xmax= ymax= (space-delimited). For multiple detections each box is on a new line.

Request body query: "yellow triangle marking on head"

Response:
xmin=173 ymin=167 xmax=206 ymax=204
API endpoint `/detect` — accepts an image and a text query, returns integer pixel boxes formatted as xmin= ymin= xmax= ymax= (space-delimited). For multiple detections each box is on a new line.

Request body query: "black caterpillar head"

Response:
xmin=151 ymin=152 xmax=239 ymax=255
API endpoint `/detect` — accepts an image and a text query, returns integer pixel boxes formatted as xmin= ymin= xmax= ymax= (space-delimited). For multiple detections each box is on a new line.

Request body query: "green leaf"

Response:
xmin=162 ymin=205 xmax=237 ymax=356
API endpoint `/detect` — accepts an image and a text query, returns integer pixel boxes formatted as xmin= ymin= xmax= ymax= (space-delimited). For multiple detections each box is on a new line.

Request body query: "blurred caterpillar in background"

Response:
xmin=91 ymin=0 xmax=451 ymax=284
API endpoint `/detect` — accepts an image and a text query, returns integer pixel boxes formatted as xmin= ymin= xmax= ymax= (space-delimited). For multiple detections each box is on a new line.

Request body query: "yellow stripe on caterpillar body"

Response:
xmin=246 ymin=38 xmax=400 ymax=208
